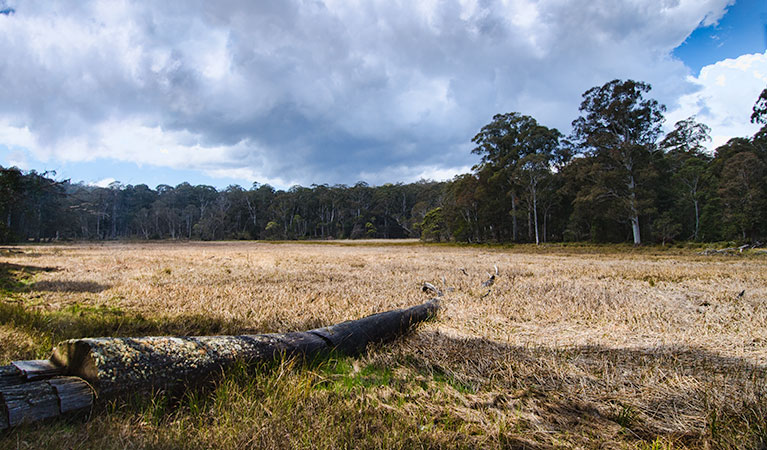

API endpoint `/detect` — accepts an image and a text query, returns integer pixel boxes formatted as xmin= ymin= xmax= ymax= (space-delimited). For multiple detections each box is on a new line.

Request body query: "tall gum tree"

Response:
xmin=571 ymin=79 xmax=665 ymax=245
xmin=660 ymin=117 xmax=712 ymax=241
xmin=471 ymin=112 xmax=561 ymax=243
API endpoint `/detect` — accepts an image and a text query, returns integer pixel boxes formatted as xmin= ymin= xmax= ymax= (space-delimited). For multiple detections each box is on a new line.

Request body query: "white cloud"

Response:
xmin=667 ymin=52 xmax=767 ymax=149
xmin=4 ymin=149 xmax=30 ymax=169
xmin=358 ymin=163 xmax=473 ymax=186
xmin=0 ymin=0 xmax=747 ymax=186
xmin=0 ymin=121 xmax=36 ymax=150
xmin=202 ymin=167 xmax=300 ymax=190
xmin=89 ymin=177 xmax=116 ymax=188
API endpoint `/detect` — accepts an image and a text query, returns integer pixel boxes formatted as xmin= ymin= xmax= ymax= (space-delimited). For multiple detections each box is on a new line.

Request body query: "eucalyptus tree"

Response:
xmin=517 ymin=149 xmax=559 ymax=245
xmin=444 ymin=173 xmax=481 ymax=242
xmin=244 ymin=183 xmax=275 ymax=238
xmin=123 ymin=184 xmax=157 ymax=238
xmin=660 ymin=117 xmax=712 ymax=240
xmin=312 ymin=184 xmax=335 ymax=238
xmin=749 ymin=87 xmax=767 ymax=167
xmin=0 ymin=166 xmax=23 ymax=242
xmin=571 ymin=79 xmax=666 ymax=245
xmin=349 ymin=182 xmax=372 ymax=219
xmin=17 ymin=170 xmax=65 ymax=241
xmin=711 ymin=135 xmax=767 ymax=241
xmin=472 ymin=112 xmax=561 ymax=243
xmin=751 ymin=86 xmax=767 ymax=127
xmin=718 ymin=150 xmax=766 ymax=240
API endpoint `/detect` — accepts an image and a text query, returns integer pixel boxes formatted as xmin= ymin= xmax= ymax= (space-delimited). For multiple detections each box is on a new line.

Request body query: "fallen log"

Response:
xmin=1 ymin=298 xmax=439 ymax=429
xmin=701 ymin=243 xmax=765 ymax=256
xmin=0 ymin=371 xmax=92 ymax=430
xmin=12 ymin=360 xmax=61 ymax=381
xmin=3 ymin=379 xmax=61 ymax=428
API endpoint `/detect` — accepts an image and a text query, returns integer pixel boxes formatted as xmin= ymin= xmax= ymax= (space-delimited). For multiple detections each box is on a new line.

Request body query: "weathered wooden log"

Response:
xmin=12 ymin=360 xmax=62 ymax=380
xmin=0 ymin=375 xmax=93 ymax=430
xmin=1 ymin=380 xmax=60 ymax=427
xmin=1 ymin=298 xmax=438 ymax=429
xmin=50 ymin=298 xmax=440 ymax=395
xmin=48 ymin=377 xmax=93 ymax=414
xmin=308 ymin=297 xmax=439 ymax=355
xmin=0 ymin=365 xmax=22 ymax=390
xmin=0 ymin=365 xmax=21 ymax=429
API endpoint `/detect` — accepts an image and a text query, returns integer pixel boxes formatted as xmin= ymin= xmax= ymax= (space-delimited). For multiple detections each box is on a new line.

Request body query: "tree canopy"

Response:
xmin=2 ymin=79 xmax=766 ymax=245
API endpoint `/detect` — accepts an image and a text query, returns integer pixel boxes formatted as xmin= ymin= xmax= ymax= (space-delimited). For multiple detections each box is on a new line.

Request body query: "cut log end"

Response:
xmin=0 ymin=376 xmax=94 ymax=430
xmin=49 ymin=377 xmax=94 ymax=414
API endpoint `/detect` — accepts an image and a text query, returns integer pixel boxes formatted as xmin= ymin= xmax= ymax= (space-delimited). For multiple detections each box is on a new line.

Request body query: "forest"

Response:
xmin=2 ymin=79 xmax=766 ymax=245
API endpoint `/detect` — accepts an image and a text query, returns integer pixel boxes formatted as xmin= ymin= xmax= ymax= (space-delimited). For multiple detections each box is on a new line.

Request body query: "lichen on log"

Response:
xmin=51 ymin=298 xmax=440 ymax=395
xmin=1 ymin=298 xmax=439 ymax=429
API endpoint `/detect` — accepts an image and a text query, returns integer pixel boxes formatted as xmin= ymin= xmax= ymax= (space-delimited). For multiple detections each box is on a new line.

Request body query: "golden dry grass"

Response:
xmin=1 ymin=241 xmax=766 ymax=449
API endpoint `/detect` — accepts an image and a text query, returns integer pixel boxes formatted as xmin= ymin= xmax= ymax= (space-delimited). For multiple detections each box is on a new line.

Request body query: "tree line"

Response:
xmin=2 ymin=79 xmax=766 ymax=245
xmin=0 ymin=173 xmax=444 ymax=242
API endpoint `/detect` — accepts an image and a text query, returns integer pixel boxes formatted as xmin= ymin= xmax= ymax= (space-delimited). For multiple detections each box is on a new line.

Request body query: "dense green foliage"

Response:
xmin=2 ymin=79 xmax=766 ymax=244
xmin=0 ymin=173 xmax=444 ymax=242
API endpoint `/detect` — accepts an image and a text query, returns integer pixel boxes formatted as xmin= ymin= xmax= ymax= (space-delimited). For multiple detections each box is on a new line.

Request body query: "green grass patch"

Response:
xmin=311 ymin=357 xmax=394 ymax=392
xmin=0 ymin=356 xmax=487 ymax=449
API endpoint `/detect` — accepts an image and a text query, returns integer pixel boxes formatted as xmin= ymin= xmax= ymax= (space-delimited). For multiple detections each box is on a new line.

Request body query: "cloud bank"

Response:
xmin=0 ymin=0 xmax=752 ymax=187
xmin=668 ymin=51 xmax=766 ymax=149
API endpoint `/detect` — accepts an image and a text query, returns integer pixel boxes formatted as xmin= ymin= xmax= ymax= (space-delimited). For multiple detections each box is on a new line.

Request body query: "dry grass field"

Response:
xmin=1 ymin=241 xmax=766 ymax=449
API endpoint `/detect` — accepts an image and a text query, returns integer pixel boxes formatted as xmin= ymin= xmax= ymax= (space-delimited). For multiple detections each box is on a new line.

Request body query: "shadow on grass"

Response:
xmin=0 ymin=300 xmax=254 ymax=342
xmin=396 ymin=330 xmax=767 ymax=449
xmin=1 ymin=327 xmax=766 ymax=449
xmin=0 ymin=248 xmax=48 ymax=258
xmin=0 ymin=262 xmax=58 ymax=291
xmin=30 ymin=280 xmax=110 ymax=293
xmin=1 ymin=259 xmax=765 ymax=448
xmin=80 ymin=333 xmax=767 ymax=448
xmin=0 ymin=262 xmax=326 ymax=362
xmin=1 ymin=263 xmax=109 ymax=293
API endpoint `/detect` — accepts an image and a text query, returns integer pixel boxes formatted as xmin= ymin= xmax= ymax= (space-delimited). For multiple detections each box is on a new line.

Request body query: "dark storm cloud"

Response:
xmin=0 ymin=0 xmax=733 ymax=186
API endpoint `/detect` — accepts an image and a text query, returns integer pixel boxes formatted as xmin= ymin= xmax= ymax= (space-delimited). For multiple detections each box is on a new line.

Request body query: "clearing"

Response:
xmin=1 ymin=241 xmax=766 ymax=449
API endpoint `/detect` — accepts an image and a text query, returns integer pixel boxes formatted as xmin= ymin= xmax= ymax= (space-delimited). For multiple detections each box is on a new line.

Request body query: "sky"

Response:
xmin=0 ymin=0 xmax=766 ymax=190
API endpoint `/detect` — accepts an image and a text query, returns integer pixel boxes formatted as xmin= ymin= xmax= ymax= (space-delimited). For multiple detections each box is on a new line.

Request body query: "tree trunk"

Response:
xmin=631 ymin=215 xmax=641 ymax=245
xmin=51 ymin=298 xmax=440 ymax=396
xmin=693 ymin=198 xmax=699 ymax=241
xmin=527 ymin=209 xmax=532 ymax=242
xmin=532 ymin=184 xmax=539 ymax=245
xmin=628 ymin=175 xmax=641 ymax=245
xmin=511 ymin=193 xmax=518 ymax=241
xmin=2 ymin=299 xmax=439 ymax=429
xmin=36 ymin=205 xmax=42 ymax=242
xmin=112 ymin=199 xmax=117 ymax=239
